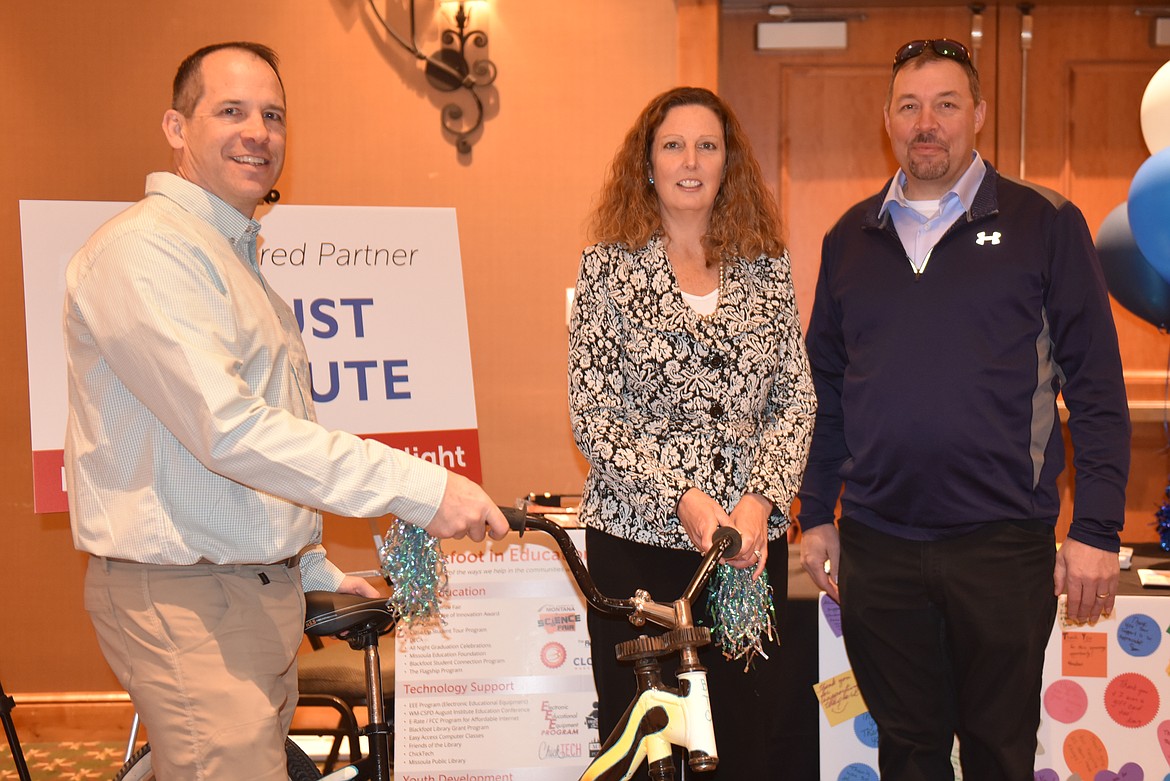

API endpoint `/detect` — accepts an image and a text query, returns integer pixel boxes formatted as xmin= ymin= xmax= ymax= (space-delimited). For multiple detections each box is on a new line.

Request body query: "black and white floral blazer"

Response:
xmin=568 ymin=235 xmax=817 ymax=551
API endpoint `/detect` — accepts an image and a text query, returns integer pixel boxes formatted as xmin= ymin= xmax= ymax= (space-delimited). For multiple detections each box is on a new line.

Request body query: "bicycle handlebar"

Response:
xmin=498 ymin=506 xmax=740 ymax=627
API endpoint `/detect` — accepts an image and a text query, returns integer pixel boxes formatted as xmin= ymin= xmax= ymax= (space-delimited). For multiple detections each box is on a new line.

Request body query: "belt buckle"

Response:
xmin=281 ymin=551 xmax=304 ymax=568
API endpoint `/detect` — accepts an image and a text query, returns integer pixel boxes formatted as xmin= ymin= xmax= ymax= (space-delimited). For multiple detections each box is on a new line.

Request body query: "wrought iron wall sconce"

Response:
xmin=367 ymin=0 xmax=498 ymax=154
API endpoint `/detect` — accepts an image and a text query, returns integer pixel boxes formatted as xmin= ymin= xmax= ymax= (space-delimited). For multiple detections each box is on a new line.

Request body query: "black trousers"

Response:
xmin=585 ymin=528 xmax=788 ymax=780
xmin=838 ymin=516 xmax=1057 ymax=781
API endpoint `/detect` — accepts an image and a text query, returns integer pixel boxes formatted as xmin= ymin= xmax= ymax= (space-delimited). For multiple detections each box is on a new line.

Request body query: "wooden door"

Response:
xmin=721 ymin=3 xmax=1170 ymax=542
xmin=722 ymin=5 xmax=992 ymax=323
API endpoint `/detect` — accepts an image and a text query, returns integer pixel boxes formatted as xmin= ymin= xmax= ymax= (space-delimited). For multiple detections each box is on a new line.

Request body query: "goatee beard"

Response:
xmin=908 ymin=158 xmax=951 ymax=181
xmin=907 ymin=134 xmax=949 ymax=181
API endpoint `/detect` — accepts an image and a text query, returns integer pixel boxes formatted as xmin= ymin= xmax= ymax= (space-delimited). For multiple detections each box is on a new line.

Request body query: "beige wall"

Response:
xmin=11 ymin=0 xmax=1157 ymax=701
xmin=0 ymin=0 xmax=694 ymax=692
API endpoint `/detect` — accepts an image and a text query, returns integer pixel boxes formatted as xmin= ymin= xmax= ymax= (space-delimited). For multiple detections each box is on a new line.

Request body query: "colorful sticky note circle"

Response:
xmin=1117 ymin=614 xmax=1162 ymax=658
xmin=1064 ymin=728 xmax=1109 ymax=780
xmin=852 ymin=711 xmax=878 ymax=749
xmin=1046 ymin=679 xmax=1090 ymax=724
xmin=821 ymin=593 xmax=843 ymax=637
xmin=1158 ymin=721 xmax=1170 ymax=766
xmin=1094 ymin=761 xmax=1147 ymax=780
xmin=1105 ymin=673 xmax=1160 ymax=729
xmin=836 ymin=763 xmax=879 ymax=781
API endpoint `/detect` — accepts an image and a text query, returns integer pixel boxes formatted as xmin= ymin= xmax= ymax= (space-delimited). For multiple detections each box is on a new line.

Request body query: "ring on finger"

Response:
xmin=752 ymin=549 xmax=762 ymax=560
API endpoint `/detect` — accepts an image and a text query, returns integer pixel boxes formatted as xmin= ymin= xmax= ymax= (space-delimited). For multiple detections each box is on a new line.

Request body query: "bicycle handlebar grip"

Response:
xmin=499 ymin=505 xmax=529 ymax=535
xmin=712 ymin=526 xmax=742 ymax=559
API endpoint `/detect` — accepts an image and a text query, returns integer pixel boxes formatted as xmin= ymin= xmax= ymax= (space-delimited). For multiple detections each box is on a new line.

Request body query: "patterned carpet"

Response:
xmin=0 ymin=741 xmax=131 ymax=780
xmin=1 ymin=740 xmax=356 ymax=779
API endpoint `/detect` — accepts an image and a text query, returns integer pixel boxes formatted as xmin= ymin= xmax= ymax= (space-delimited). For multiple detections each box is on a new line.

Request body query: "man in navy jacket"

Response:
xmin=797 ymin=39 xmax=1130 ymax=781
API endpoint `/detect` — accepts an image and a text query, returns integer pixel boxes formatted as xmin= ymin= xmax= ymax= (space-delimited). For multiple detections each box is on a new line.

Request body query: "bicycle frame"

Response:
xmin=582 ymin=670 xmax=715 ymax=781
xmin=501 ymin=508 xmax=740 ymax=781
xmin=303 ymin=592 xmax=399 ymax=781
xmin=102 ymin=514 xmax=738 ymax=781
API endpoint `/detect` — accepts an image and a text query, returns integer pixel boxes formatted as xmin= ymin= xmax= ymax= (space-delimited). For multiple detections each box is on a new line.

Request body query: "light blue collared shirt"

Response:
xmin=880 ymin=152 xmax=987 ymax=277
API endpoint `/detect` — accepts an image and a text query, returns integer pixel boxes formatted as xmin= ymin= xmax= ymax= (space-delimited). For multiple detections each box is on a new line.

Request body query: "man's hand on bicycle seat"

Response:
xmin=337 ymin=573 xmax=381 ymax=598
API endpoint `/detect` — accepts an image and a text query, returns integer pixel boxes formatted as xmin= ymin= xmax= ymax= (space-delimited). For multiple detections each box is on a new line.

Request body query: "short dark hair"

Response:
xmin=889 ymin=46 xmax=982 ymax=106
xmin=172 ymin=42 xmax=284 ymax=117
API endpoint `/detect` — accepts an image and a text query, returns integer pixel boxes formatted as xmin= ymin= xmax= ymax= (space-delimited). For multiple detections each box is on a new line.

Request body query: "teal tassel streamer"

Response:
xmin=707 ymin=562 xmax=776 ymax=670
xmin=1156 ymin=479 xmax=1170 ymax=551
xmin=379 ymin=519 xmax=448 ymax=628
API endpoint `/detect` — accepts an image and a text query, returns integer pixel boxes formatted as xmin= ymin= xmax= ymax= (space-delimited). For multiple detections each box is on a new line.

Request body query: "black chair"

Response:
xmin=1 ymin=678 xmax=32 ymax=781
xmin=292 ymin=633 xmax=397 ymax=772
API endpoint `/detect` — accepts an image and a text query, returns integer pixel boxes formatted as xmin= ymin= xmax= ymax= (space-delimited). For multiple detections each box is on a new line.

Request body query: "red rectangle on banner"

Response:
xmin=31 ymin=431 xmax=479 ymax=516
xmin=364 ymin=429 xmax=482 ymax=483
xmin=32 ymin=449 xmax=67 ymax=514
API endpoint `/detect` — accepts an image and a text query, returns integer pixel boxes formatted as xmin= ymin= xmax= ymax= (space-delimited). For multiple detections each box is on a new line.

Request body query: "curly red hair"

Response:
xmin=588 ymin=87 xmax=784 ymax=266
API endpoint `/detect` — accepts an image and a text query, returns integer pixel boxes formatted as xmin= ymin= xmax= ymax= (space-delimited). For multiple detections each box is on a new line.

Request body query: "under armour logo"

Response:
xmin=976 ymin=231 xmax=1002 ymax=246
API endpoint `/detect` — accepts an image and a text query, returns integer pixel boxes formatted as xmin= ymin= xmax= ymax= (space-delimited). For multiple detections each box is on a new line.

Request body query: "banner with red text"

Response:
xmin=20 ymin=200 xmax=480 ymax=513
xmin=396 ymin=529 xmax=599 ymax=780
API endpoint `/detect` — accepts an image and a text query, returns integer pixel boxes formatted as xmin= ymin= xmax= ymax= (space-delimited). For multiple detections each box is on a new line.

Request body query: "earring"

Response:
xmin=648 ymin=175 xmax=655 ymax=185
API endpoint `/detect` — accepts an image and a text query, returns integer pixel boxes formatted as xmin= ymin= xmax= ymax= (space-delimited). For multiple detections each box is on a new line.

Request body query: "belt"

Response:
xmin=97 ymin=552 xmax=303 ymax=568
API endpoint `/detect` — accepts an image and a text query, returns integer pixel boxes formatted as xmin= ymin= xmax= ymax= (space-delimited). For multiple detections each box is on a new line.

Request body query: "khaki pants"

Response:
xmin=85 ymin=557 xmax=305 ymax=780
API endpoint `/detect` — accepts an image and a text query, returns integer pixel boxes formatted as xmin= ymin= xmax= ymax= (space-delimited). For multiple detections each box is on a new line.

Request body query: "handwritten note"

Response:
xmin=1062 ymin=632 xmax=1108 ymax=677
xmin=1044 ymin=678 xmax=1089 ymax=723
xmin=1104 ymin=672 xmax=1160 ymax=728
xmin=1062 ymin=728 xmax=1108 ymax=780
xmin=1116 ymin=613 xmax=1162 ymax=657
xmin=820 ymin=594 xmax=843 ymax=638
xmin=813 ymin=670 xmax=868 ymax=728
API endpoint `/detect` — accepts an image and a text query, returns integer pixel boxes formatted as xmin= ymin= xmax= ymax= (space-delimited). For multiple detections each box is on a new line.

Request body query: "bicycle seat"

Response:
xmin=304 ymin=591 xmax=397 ymax=638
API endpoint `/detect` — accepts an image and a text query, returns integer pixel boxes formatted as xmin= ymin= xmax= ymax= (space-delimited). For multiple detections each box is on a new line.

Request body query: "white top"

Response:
xmin=681 ymin=287 xmax=720 ymax=316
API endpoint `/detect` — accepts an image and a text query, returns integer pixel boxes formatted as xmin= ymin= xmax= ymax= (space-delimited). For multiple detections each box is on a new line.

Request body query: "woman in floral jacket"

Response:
xmin=569 ymin=86 xmax=816 ymax=779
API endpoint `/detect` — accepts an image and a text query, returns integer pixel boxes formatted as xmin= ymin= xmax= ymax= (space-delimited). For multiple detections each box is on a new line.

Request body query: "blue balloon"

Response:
xmin=1129 ymin=147 xmax=1170 ymax=284
xmin=1098 ymin=201 xmax=1170 ymax=329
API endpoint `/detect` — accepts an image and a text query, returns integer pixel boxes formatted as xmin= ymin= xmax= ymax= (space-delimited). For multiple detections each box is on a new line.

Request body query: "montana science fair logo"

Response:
xmin=541 ymin=641 xmax=567 ymax=669
xmin=538 ymin=604 xmax=582 ymax=634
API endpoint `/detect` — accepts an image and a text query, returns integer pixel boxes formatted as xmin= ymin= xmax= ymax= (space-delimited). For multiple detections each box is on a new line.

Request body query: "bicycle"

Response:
xmin=110 ymin=506 xmax=739 ymax=781
xmin=112 ymin=588 xmax=399 ymax=781
xmin=501 ymin=506 xmax=742 ymax=781
xmin=115 ymin=737 xmax=321 ymax=780
xmin=4 ymin=677 xmax=326 ymax=781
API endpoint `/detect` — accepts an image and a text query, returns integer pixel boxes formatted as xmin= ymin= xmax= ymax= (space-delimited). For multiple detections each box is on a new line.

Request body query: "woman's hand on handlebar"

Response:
xmin=727 ymin=492 xmax=771 ymax=579
xmin=677 ymin=488 xmax=731 ymax=555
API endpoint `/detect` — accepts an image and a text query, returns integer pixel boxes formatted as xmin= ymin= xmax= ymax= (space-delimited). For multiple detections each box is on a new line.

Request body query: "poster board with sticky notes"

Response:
xmin=816 ymin=592 xmax=1170 ymax=780
xmin=1036 ymin=595 xmax=1170 ymax=780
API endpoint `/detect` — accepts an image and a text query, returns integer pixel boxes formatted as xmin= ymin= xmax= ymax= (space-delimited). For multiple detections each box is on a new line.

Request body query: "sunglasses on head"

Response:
xmin=893 ymin=39 xmax=972 ymax=71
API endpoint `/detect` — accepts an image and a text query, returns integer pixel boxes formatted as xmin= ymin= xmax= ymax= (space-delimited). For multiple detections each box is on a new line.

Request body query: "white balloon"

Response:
xmin=1141 ymin=60 xmax=1170 ymax=155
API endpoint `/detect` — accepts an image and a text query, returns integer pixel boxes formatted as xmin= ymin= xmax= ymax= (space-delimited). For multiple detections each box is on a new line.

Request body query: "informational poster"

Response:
xmin=395 ymin=529 xmax=600 ymax=780
xmin=19 ymin=200 xmax=480 ymax=513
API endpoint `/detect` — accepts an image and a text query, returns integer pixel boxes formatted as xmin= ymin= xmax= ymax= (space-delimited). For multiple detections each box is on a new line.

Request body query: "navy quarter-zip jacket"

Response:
xmin=798 ymin=162 xmax=1130 ymax=551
